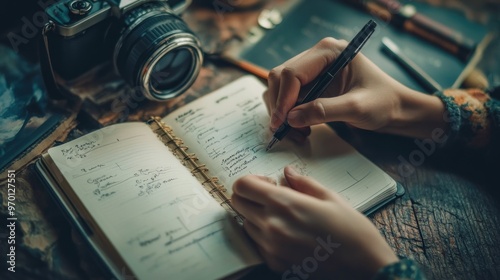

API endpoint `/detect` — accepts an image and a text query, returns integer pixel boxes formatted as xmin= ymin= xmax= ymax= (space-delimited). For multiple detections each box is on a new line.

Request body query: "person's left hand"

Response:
xmin=231 ymin=166 xmax=398 ymax=279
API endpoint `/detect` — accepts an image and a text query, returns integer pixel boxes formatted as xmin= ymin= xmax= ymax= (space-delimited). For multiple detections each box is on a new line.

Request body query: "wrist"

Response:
xmin=385 ymin=86 xmax=447 ymax=139
xmin=343 ymin=239 xmax=400 ymax=279
xmin=364 ymin=238 xmax=400 ymax=277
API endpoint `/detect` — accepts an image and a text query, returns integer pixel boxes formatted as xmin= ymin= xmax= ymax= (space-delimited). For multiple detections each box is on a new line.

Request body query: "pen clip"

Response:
xmin=353 ymin=29 xmax=375 ymax=56
xmin=349 ymin=20 xmax=377 ymax=59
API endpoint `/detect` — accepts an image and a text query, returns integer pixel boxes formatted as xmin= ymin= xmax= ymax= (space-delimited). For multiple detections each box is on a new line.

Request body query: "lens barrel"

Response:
xmin=114 ymin=4 xmax=202 ymax=101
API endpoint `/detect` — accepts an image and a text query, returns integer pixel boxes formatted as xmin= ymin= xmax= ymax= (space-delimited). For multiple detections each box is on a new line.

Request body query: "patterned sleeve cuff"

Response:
xmin=372 ymin=259 xmax=426 ymax=280
xmin=434 ymin=89 xmax=492 ymax=148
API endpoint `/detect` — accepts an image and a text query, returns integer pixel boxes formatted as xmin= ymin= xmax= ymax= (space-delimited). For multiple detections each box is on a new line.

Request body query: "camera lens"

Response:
xmin=114 ymin=3 xmax=203 ymax=101
xmin=150 ymin=48 xmax=192 ymax=92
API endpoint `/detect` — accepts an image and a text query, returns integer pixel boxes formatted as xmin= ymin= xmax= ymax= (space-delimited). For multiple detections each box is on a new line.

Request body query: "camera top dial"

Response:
xmin=68 ymin=0 xmax=93 ymax=16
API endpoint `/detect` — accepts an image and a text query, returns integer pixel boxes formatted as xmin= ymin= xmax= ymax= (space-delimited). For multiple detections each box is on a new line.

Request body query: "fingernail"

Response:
xmin=270 ymin=112 xmax=278 ymax=128
xmin=255 ymin=175 xmax=277 ymax=185
xmin=285 ymin=166 xmax=299 ymax=177
xmin=271 ymin=111 xmax=283 ymax=128
xmin=287 ymin=110 xmax=304 ymax=126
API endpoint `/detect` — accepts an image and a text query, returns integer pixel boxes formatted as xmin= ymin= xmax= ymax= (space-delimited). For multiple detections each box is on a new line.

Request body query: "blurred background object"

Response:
xmin=194 ymin=0 xmax=269 ymax=10
xmin=0 ymin=44 xmax=74 ymax=173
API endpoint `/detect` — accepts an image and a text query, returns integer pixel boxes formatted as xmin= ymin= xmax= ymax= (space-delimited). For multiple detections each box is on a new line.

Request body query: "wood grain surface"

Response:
xmin=1 ymin=1 xmax=499 ymax=279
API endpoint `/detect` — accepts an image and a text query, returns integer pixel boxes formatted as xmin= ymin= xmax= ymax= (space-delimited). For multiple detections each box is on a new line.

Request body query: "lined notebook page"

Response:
xmin=163 ymin=76 xmax=396 ymax=211
xmin=47 ymin=123 xmax=261 ymax=280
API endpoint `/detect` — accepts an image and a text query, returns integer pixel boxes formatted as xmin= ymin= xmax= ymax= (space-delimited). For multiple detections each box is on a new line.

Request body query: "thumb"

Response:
xmin=286 ymin=93 xmax=361 ymax=127
xmin=284 ymin=166 xmax=333 ymax=200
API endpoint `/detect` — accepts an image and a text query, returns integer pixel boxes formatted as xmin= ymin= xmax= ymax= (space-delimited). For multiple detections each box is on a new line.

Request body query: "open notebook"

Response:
xmin=36 ymin=75 xmax=402 ymax=279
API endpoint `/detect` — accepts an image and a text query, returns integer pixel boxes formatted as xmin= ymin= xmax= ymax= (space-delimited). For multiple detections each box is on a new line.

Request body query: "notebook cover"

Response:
xmin=364 ymin=182 xmax=405 ymax=216
xmin=34 ymin=159 xmax=122 ymax=280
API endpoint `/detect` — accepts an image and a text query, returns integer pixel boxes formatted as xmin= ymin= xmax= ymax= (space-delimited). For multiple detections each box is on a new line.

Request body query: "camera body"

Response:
xmin=44 ymin=0 xmax=203 ymax=101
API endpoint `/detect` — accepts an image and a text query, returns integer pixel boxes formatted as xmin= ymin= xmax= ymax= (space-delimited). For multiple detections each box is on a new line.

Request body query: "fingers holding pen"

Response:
xmin=286 ymin=94 xmax=358 ymax=128
xmin=266 ymin=37 xmax=348 ymax=130
xmin=266 ymin=46 xmax=310 ymax=118
xmin=286 ymin=85 xmax=396 ymax=131
xmin=263 ymin=89 xmax=311 ymax=144
xmin=270 ymin=66 xmax=302 ymax=129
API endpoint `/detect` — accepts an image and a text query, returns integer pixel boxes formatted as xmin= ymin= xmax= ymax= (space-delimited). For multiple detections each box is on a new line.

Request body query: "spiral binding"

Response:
xmin=148 ymin=116 xmax=244 ymax=224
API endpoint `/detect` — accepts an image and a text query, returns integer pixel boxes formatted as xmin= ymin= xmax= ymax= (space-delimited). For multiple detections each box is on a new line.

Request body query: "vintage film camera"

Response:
xmin=42 ymin=0 xmax=203 ymax=101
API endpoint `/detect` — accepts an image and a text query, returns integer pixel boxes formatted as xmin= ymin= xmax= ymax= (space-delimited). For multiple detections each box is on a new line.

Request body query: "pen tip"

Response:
xmin=266 ymin=138 xmax=278 ymax=152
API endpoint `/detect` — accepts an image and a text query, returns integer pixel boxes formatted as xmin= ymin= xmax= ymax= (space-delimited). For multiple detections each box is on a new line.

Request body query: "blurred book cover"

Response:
xmin=0 ymin=44 xmax=75 ymax=174
xmin=221 ymin=0 xmax=494 ymax=92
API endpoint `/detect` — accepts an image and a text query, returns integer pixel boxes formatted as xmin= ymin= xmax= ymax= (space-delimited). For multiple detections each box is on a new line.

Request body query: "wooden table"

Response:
xmin=1 ymin=1 xmax=499 ymax=279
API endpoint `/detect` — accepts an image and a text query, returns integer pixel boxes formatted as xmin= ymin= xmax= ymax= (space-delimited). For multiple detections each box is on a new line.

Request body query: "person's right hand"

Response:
xmin=264 ymin=37 xmax=446 ymax=141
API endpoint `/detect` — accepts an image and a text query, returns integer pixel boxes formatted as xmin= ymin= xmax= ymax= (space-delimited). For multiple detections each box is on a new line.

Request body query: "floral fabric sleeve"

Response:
xmin=372 ymin=259 xmax=426 ymax=280
xmin=370 ymin=90 xmax=499 ymax=280
xmin=434 ymin=88 xmax=500 ymax=154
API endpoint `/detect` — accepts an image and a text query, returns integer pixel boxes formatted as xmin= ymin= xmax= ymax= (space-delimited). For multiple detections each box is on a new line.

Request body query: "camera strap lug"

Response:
xmin=40 ymin=21 xmax=78 ymax=105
